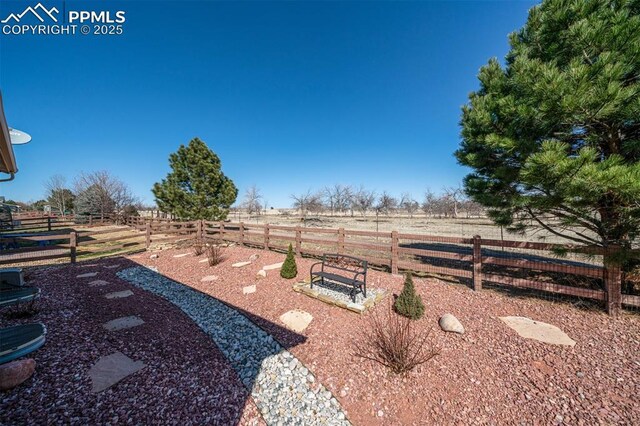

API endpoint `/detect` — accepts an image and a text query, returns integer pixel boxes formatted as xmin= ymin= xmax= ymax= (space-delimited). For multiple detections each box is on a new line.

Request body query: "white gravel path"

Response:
xmin=117 ymin=267 xmax=350 ymax=426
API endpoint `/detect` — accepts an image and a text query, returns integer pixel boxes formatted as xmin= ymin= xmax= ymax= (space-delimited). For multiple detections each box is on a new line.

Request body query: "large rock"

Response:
xmin=499 ymin=316 xmax=576 ymax=346
xmin=0 ymin=359 xmax=36 ymax=391
xmin=439 ymin=314 xmax=464 ymax=334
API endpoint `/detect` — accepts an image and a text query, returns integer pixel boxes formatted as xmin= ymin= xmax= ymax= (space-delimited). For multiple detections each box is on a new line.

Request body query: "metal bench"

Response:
xmin=310 ymin=254 xmax=368 ymax=302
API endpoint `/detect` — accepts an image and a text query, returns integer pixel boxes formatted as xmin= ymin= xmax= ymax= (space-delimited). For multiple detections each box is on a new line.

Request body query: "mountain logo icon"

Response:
xmin=1 ymin=3 xmax=59 ymax=24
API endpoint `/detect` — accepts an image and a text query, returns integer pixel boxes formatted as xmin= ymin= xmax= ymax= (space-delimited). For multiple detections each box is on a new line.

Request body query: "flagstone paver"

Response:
xmin=499 ymin=316 xmax=576 ymax=346
xmin=201 ymin=275 xmax=219 ymax=282
xmin=102 ymin=316 xmax=145 ymax=331
xmin=243 ymin=285 xmax=256 ymax=295
xmin=262 ymin=262 xmax=283 ymax=271
xmin=76 ymin=272 xmax=98 ymax=278
xmin=173 ymin=253 xmax=190 ymax=258
xmin=103 ymin=265 xmax=121 ymax=269
xmin=89 ymin=352 xmax=145 ymax=393
xmin=104 ymin=290 xmax=134 ymax=299
xmin=232 ymin=261 xmax=252 ymax=268
xmin=279 ymin=309 xmax=313 ymax=333
xmin=88 ymin=280 xmax=110 ymax=287
xmin=199 ymin=258 xmax=209 ymax=263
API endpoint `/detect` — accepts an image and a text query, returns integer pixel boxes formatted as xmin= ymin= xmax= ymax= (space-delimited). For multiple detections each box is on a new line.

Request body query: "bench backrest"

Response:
xmin=322 ymin=254 xmax=367 ymax=274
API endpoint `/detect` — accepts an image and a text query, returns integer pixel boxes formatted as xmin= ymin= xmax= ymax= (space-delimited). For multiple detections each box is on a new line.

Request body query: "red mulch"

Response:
xmin=142 ymin=245 xmax=640 ymax=425
xmin=1 ymin=257 xmax=264 ymax=426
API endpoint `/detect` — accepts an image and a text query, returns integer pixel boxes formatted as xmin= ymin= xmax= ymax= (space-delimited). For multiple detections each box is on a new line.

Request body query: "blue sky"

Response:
xmin=0 ymin=0 xmax=536 ymax=207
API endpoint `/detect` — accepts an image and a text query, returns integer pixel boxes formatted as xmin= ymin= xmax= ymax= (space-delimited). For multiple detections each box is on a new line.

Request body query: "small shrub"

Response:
xmin=394 ymin=272 xmax=425 ymax=320
xmin=280 ymin=243 xmax=297 ymax=279
xmin=193 ymin=238 xmax=205 ymax=256
xmin=206 ymin=242 xmax=225 ymax=266
xmin=354 ymin=306 xmax=438 ymax=374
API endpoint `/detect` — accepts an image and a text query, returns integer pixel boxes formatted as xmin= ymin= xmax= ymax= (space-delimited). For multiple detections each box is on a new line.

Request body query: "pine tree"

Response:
xmin=455 ymin=0 xmax=640 ymax=272
xmin=280 ymin=244 xmax=297 ymax=279
xmin=152 ymin=138 xmax=238 ymax=220
xmin=394 ymin=273 xmax=425 ymax=320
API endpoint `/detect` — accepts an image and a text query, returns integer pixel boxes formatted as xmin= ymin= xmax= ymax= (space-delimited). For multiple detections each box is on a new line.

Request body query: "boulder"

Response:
xmin=439 ymin=313 xmax=464 ymax=334
xmin=0 ymin=359 xmax=36 ymax=391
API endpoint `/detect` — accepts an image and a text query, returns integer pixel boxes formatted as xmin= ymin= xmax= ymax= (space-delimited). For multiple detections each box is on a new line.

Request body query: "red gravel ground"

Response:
xmin=142 ymin=245 xmax=640 ymax=425
xmin=0 ymin=258 xmax=264 ymax=426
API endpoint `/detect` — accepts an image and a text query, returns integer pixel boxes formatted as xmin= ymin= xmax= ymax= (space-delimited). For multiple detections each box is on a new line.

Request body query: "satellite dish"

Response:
xmin=9 ymin=128 xmax=31 ymax=145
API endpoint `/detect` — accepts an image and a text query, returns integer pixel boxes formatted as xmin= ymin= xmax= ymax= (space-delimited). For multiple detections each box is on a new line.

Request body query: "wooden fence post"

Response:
xmin=391 ymin=230 xmax=398 ymax=274
xmin=239 ymin=222 xmax=245 ymax=246
xmin=264 ymin=224 xmax=270 ymax=250
xmin=295 ymin=226 xmax=302 ymax=256
xmin=145 ymin=222 xmax=151 ymax=249
xmin=219 ymin=222 xmax=225 ymax=242
xmin=338 ymin=228 xmax=345 ymax=255
xmin=89 ymin=216 xmax=93 ymax=227
xmin=69 ymin=231 xmax=77 ymax=263
xmin=196 ymin=220 xmax=203 ymax=240
xmin=473 ymin=235 xmax=482 ymax=291
xmin=604 ymin=246 xmax=622 ymax=318
xmin=47 ymin=216 xmax=52 ymax=232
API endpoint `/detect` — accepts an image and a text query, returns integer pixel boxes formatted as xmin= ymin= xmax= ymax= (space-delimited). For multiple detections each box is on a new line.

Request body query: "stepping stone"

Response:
xmin=103 ymin=265 xmax=120 ymax=269
xmin=89 ymin=352 xmax=145 ymax=393
xmin=256 ymin=270 xmax=267 ymax=279
xmin=77 ymin=272 xmax=98 ymax=278
xmin=89 ymin=280 xmax=110 ymax=287
xmin=263 ymin=262 xmax=283 ymax=271
xmin=173 ymin=253 xmax=190 ymax=258
xmin=199 ymin=258 xmax=209 ymax=263
xmin=201 ymin=275 xmax=219 ymax=282
xmin=280 ymin=309 xmax=313 ymax=333
xmin=243 ymin=285 xmax=256 ymax=295
xmin=103 ymin=316 xmax=145 ymax=331
xmin=104 ymin=290 xmax=134 ymax=299
xmin=232 ymin=261 xmax=252 ymax=268
xmin=499 ymin=316 xmax=576 ymax=346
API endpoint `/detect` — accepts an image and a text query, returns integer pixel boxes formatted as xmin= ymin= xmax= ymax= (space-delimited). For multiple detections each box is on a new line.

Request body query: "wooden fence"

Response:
xmin=122 ymin=218 xmax=637 ymax=317
xmin=3 ymin=215 xmax=636 ymax=317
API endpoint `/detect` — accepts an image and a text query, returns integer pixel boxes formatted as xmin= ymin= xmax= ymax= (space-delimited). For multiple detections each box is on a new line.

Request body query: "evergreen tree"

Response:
xmin=394 ymin=273 xmax=425 ymax=320
xmin=152 ymin=138 xmax=238 ymax=220
xmin=280 ymin=244 xmax=298 ymax=279
xmin=455 ymin=0 xmax=640 ymax=269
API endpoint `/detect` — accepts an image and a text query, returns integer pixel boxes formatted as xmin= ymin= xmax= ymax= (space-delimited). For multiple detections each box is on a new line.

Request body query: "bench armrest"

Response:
xmin=309 ymin=262 xmax=323 ymax=274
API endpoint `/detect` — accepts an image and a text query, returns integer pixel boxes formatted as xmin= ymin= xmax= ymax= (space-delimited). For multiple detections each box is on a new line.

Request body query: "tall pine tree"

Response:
xmin=153 ymin=138 xmax=238 ymax=220
xmin=456 ymin=0 xmax=640 ymax=270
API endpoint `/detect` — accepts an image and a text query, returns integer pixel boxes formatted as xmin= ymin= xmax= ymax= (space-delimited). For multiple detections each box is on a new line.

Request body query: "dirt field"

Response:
xmin=229 ymin=212 xmax=576 ymax=244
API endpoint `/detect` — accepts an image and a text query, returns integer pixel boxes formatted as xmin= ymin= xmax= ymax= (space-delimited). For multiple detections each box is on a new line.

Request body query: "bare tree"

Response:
xmin=422 ymin=190 xmax=437 ymax=217
xmin=291 ymin=190 xmax=323 ymax=219
xmin=443 ymin=186 xmax=464 ymax=218
xmin=74 ymin=171 xmax=138 ymax=219
xmin=376 ymin=191 xmax=398 ymax=216
xmin=242 ymin=185 xmax=263 ymax=216
xmin=44 ymin=174 xmax=74 ymax=216
xmin=323 ymin=184 xmax=353 ymax=215
xmin=352 ymin=186 xmax=376 ymax=217
xmin=400 ymin=193 xmax=419 ymax=218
